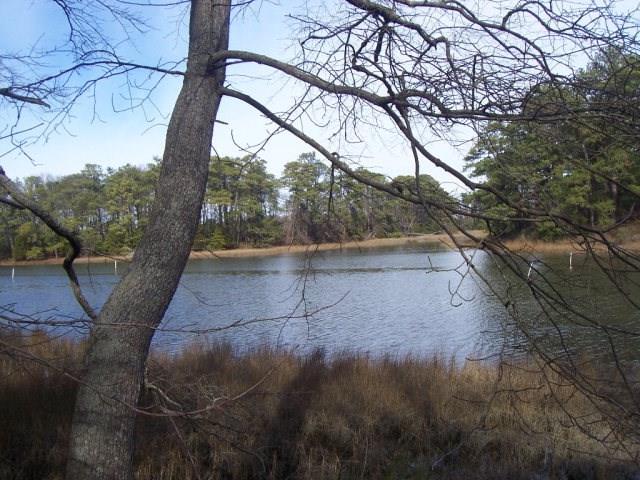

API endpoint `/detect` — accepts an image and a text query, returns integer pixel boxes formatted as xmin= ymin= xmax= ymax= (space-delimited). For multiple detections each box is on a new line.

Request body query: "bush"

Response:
xmin=535 ymin=220 xmax=566 ymax=240
xmin=208 ymin=226 xmax=229 ymax=250
xmin=25 ymin=246 xmax=45 ymax=260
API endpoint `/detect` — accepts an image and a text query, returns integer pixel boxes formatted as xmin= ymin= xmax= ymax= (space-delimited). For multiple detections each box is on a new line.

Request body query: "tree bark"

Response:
xmin=65 ymin=1 xmax=230 ymax=479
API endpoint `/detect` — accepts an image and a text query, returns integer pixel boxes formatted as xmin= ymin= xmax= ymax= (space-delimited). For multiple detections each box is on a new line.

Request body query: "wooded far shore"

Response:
xmin=3 ymin=229 xmax=639 ymax=266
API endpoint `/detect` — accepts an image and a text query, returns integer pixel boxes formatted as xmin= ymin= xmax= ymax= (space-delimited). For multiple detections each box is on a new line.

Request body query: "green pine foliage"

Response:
xmin=463 ymin=51 xmax=640 ymax=239
xmin=0 ymin=154 xmax=454 ymax=260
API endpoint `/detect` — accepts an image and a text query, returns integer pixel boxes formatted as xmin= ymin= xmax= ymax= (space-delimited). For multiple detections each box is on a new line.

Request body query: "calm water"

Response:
xmin=1 ymin=246 xmax=639 ymax=361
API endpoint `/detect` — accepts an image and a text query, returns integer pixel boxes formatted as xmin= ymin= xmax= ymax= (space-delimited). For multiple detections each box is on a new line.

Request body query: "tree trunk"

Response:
xmin=610 ymin=179 xmax=620 ymax=221
xmin=233 ymin=189 xmax=240 ymax=246
xmin=65 ymin=2 xmax=230 ymax=479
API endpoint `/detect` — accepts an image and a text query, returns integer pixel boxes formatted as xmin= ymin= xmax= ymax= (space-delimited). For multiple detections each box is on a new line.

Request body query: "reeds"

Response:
xmin=1 ymin=331 xmax=637 ymax=479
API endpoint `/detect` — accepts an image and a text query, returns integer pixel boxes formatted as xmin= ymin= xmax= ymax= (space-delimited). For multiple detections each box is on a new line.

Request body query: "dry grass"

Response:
xmin=0 ymin=330 xmax=82 ymax=479
xmin=1 ymin=331 xmax=638 ymax=479
xmin=502 ymin=222 xmax=640 ymax=254
xmin=0 ymin=232 xmax=486 ymax=266
xmin=3 ymin=223 xmax=640 ymax=267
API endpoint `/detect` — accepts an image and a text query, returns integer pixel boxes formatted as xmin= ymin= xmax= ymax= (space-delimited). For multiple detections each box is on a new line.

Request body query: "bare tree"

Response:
xmin=1 ymin=0 xmax=640 ymax=478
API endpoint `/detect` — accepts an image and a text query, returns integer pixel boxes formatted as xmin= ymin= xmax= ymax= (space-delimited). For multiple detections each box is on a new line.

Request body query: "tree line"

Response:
xmin=464 ymin=50 xmax=640 ymax=239
xmin=0 ymin=153 xmax=453 ymax=260
xmin=5 ymin=45 xmax=639 ymax=262
xmin=7 ymin=45 xmax=640 ymax=265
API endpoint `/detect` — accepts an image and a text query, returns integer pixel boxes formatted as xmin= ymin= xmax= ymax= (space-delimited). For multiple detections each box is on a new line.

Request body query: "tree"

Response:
xmin=60 ymin=3 xmax=231 ymax=477
xmin=203 ymin=155 xmax=280 ymax=248
xmin=330 ymin=167 xmax=389 ymax=238
xmin=1 ymin=1 xmax=639 ymax=478
xmin=465 ymin=52 xmax=640 ymax=237
xmin=103 ymin=163 xmax=158 ymax=252
xmin=282 ymin=152 xmax=331 ymax=243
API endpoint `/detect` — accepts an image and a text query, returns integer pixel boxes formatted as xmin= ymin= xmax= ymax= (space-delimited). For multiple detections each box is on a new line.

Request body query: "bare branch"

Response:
xmin=0 ymin=173 xmax=97 ymax=320
xmin=0 ymin=88 xmax=50 ymax=107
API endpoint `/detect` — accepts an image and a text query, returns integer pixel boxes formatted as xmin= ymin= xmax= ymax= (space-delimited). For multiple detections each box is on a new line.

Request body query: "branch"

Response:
xmin=0 ymin=87 xmax=50 ymax=108
xmin=220 ymin=86 xmax=540 ymax=224
xmin=0 ymin=173 xmax=97 ymax=320
xmin=0 ymin=196 xmax=25 ymax=209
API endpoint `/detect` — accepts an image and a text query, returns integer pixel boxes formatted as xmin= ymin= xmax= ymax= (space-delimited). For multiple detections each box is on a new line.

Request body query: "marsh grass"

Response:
xmin=0 ymin=331 xmax=638 ymax=479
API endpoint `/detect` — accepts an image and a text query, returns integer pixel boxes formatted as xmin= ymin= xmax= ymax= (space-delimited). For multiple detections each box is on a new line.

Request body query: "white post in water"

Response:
xmin=114 ymin=260 xmax=118 ymax=275
xmin=569 ymin=252 xmax=573 ymax=271
xmin=11 ymin=267 xmax=15 ymax=281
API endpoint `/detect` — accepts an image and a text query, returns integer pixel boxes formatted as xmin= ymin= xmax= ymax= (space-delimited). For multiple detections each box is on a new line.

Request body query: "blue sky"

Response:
xmin=0 ymin=0 xmax=470 ymax=191
xmin=10 ymin=0 xmax=635 ymax=193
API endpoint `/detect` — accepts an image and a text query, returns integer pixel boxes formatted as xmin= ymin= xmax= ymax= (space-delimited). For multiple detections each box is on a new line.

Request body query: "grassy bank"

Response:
xmin=501 ymin=222 xmax=640 ymax=254
xmin=5 ymin=227 xmax=640 ymax=268
xmin=1 ymin=331 xmax=638 ymax=479
xmin=502 ymin=236 xmax=640 ymax=254
xmin=4 ymin=222 xmax=640 ymax=266
xmin=0 ymin=232 xmax=484 ymax=266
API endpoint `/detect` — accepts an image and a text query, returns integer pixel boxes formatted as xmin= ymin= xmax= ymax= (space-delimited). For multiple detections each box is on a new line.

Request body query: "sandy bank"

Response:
xmin=0 ymin=232 xmax=482 ymax=266
xmin=189 ymin=232 xmax=484 ymax=259
xmin=501 ymin=237 xmax=640 ymax=254
xmin=4 ymin=230 xmax=636 ymax=266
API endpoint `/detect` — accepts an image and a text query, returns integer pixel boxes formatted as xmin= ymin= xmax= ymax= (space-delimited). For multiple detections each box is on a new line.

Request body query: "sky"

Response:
xmin=0 ymin=0 xmax=474 ymax=194
xmin=3 ymin=0 xmax=635 ymax=194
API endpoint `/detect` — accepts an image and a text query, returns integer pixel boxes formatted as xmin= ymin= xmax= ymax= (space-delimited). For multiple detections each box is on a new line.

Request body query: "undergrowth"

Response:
xmin=0 ymin=330 xmax=638 ymax=479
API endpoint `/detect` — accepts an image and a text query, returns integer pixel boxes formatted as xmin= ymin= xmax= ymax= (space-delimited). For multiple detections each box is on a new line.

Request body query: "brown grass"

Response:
xmin=1 ymin=331 xmax=638 ymax=479
xmin=0 ymin=232 xmax=485 ymax=266
xmin=4 ymin=222 xmax=640 ymax=267
xmin=501 ymin=222 xmax=640 ymax=254
xmin=501 ymin=236 xmax=640 ymax=254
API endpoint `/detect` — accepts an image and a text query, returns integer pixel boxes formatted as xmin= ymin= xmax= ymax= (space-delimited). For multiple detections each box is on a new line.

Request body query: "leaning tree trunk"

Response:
xmin=66 ymin=2 xmax=230 ymax=478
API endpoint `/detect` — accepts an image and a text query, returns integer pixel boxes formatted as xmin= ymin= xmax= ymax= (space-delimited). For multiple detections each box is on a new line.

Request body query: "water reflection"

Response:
xmin=473 ymin=250 xmax=640 ymax=366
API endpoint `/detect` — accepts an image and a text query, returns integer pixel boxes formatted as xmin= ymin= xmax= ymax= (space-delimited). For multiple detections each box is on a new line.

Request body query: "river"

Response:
xmin=1 ymin=246 xmax=639 ymax=362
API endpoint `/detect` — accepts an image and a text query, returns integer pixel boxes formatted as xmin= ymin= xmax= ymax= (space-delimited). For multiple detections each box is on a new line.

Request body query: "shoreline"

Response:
xmin=189 ymin=232 xmax=482 ymax=259
xmin=2 ymin=230 xmax=637 ymax=266
xmin=502 ymin=236 xmax=640 ymax=254
xmin=0 ymin=233 xmax=471 ymax=266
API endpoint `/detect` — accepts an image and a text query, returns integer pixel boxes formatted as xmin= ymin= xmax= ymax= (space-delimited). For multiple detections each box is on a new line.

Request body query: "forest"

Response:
xmin=464 ymin=50 xmax=640 ymax=238
xmin=0 ymin=152 xmax=454 ymax=260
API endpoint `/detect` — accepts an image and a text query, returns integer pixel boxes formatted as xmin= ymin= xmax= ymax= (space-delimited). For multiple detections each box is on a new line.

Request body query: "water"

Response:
xmin=1 ymin=246 xmax=639 ymax=362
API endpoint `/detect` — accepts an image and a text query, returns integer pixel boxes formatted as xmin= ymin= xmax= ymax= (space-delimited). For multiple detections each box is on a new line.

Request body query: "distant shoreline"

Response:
xmin=0 ymin=233 xmax=480 ymax=266
xmin=2 ymin=230 xmax=637 ymax=266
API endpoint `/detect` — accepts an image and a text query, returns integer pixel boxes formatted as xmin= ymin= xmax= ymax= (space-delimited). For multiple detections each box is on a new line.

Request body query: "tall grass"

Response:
xmin=0 ymin=330 xmax=638 ymax=479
